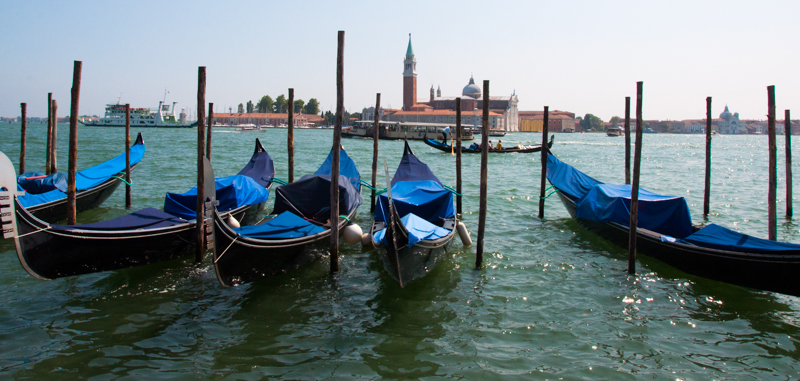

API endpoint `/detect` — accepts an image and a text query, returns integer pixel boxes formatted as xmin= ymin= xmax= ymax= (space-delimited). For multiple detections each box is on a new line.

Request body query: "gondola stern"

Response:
xmin=134 ymin=132 xmax=144 ymax=146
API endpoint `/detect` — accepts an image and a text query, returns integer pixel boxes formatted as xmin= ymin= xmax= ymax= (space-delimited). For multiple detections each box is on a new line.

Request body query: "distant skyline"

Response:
xmin=1 ymin=0 xmax=798 ymax=122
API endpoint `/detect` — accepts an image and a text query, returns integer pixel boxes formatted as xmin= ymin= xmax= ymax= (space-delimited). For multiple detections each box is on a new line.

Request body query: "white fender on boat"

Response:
xmin=361 ymin=233 xmax=373 ymax=247
xmin=343 ymin=223 xmax=363 ymax=244
xmin=457 ymin=222 xmax=472 ymax=246
xmin=227 ymin=215 xmax=241 ymax=228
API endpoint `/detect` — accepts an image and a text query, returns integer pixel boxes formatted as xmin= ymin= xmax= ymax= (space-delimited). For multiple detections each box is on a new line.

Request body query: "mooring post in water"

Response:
xmin=50 ymin=99 xmax=58 ymax=175
xmin=768 ymin=85 xmax=777 ymax=240
xmin=786 ymin=110 xmax=793 ymax=218
xmin=66 ymin=61 xmax=82 ymax=225
xmin=125 ymin=104 xmax=131 ymax=209
xmin=624 ymin=97 xmax=631 ymax=184
xmin=538 ymin=106 xmax=549 ymax=219
xmin=288 ymin=88 xmax=295 ymax=183
xmin=206 ymin=103 xmax=213 ymax=160
xmin=19 ymin=103 xmax=26 ymax=174
xmin=476 ymin=80 xmax=489 ymax=269
xmin=330 ymin=30 xmax=344 ymax=274
xmin=195 ymin=66 xmax=207 ymax=263
xmin=704 ymin=97 xmax=712 ymax=216
xmin=456 ymin=97 xmax=463 ymax=216
xmin=628 ymin=81 xmax=644 ymax=275
xmin=46 ymin=93 xmax=52 ymax=174
xmin=370 ymin=93 xmax=380 ymax=213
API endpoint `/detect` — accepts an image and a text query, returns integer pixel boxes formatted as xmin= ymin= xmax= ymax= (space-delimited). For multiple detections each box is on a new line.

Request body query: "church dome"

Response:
xmin=720 ymin=105 xmax=732 ymax=121
xmin=462 ymin=76 xmax=481 ymax=98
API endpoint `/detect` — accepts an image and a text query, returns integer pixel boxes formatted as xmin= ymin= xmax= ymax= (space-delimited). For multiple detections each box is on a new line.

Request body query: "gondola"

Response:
xmin=17 ymin=133 xmax=147 ymax=222
xmin=369 ymin=141 xmax=461 ymax=287
xmin=212 ymin=147 xmax=362 ymax=287
xmin=0 ymin=139 xmax=274 ymax=280
xmin=423 ymin=135 xmax=553 ymax=154
xmin=545 ymin=154 xmax=800 ymax=297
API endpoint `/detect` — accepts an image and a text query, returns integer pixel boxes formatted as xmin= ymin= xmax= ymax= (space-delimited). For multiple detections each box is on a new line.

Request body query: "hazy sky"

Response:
xmin=1 ymin=0 xmax=797 ymax=122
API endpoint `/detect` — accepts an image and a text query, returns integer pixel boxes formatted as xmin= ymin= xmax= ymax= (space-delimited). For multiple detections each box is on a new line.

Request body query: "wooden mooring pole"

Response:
xmin=624 ymin=97 xmax=631 ymax=184
xmin=125 ymin=104 xmax=131 ymax=209
xmin=786 ymin=110 xmax=793 ymax=218
xmin=46 ymin=93 xmax=52 ymax=174
xmin=50 ymin=99 xmax=58 ymax=174
xmin=370 ymin=93 xmax=380 ymax=213
xmin=207 ymin=103 xmax=214 ymax=160
xmin=19 ymin=103 xmax=26 ymax=174
xmin=66 ymin=61 xmax=82 ymax=225
xmin=288 ymin=89 xmax=295 ymax=183
xmin=704 ymin=97 xmax=712 ymax=216
xmin=330 ymin=30 xmax=344 ymax=274
xmin=768 ymin=85 xmax=777 ymax=240
xmin=476 ymin=80 xmax=489 ymax=269
xmin=538 ymin=106 xmax=549 ymax=219
xmin=456 ymin=97 xmax=463 ymax=216
xmin=628 ymin=81 xmax=643 ymax=275
xmin=195 ymin=66 xmax=207 ymax=263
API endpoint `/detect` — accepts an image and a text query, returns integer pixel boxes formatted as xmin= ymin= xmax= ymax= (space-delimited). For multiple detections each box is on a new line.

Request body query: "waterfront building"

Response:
xmin=518 ymin=110 xmax=576 ymax=132
xmin=717 ymin=105 xmax=747 ymax=134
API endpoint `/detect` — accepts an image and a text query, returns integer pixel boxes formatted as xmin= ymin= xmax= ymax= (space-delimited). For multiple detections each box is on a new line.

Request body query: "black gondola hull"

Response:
xmin=555 ymin=190 xmax=800 ymax=297
xmin=423 ymin=138 xmax=552 ymax=154
xmin=371 ymin=218 xmax=456 ymax=287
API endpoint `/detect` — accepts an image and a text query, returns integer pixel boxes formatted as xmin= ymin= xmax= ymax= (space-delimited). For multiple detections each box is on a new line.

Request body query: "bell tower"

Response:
xmin=403 ymin=34 xmax=417 ymax=111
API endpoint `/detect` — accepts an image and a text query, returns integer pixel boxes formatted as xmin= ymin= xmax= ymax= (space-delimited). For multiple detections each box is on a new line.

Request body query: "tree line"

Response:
xmin=576 ymin=113 xmax=647 ymax=132
xmin=236 ymin=95 xmax=320 ymax=115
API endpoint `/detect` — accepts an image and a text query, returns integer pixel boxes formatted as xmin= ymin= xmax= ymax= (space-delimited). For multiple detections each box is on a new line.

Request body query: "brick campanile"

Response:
xmin=402 ymin=34 xmax=417 ymax=111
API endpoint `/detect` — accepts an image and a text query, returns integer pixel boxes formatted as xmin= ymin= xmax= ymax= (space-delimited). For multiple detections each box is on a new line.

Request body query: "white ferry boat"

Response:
xmin=83 ymin=101 xmax=195 ymax=128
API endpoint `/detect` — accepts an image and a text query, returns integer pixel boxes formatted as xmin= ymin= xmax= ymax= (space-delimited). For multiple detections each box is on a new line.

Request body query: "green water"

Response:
xmin=1 ymin=123 xmax=799 ymax=379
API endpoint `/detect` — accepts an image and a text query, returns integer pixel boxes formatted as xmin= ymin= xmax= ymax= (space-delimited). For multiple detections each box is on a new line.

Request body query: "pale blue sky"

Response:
xmin=1 ymin=0 xmax=797 ymax=121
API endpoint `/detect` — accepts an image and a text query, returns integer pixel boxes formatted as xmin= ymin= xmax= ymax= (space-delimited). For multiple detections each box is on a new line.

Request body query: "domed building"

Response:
xmin=462 ymin=76 xmax=482 ymax=99
xmin=718 ymin=105 xmax=747 ymax=134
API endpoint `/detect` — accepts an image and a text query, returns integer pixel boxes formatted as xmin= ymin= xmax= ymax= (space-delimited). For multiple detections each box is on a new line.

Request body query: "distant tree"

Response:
xmin=246 ymin=100 xmax=254 ymax=113
xmin=237 ymin=103 xmax=244 ymax=113
xmin=580 ymin=113 xmax=604 ymax=131
xmin=293 ymin=99 xmax=305 ymax=113
xmin=305 ymin=98 xmax=320 ymax=115
xmin=610 ymin=116 xmax=620 ymax=127
xmin=275 ymin=94 xmax=288 ymax=113
xmin=324 ymin=110 xmax=334 ymax=125
xmin=256 ymin=95 xmax=273 ymax=113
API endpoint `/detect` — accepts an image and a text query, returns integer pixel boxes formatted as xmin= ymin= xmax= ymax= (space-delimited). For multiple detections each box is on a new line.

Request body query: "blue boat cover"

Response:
xmin=547 ymin=154 xmax=693 ymax=239
xmin=391 ymin=146 xmax=441 ymax=185
xmin=374 ymin=213 xmax=451 ymax=247
xmin=375 ymin=180 xmax=455 ymax=223
xmin=234 ymin=211 xmax=325 ymax=239
xmin=51 ymin=207 xmax=188 ymax=232
xmin=315 ymin=148 xmax=361 ymax=190
xmin=236 ymin=146 xmax=275 ymax=188
xmin=164 ymin=175 xmax=269 ymax=220
xmin=17 ymin=142 xmax=145 ymax=208
xmin=678 ymin=224 xmax=800 ymax=253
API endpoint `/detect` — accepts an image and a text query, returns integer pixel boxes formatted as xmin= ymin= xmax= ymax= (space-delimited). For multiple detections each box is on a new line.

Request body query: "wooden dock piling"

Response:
xmin=624 ymin=97 xmax=631 ymax=184
xmin=704 ymin=97 xmax=712 ymax=216
xmin=768 ymin=85 xmax=776 ymax=240
xmin=330 ymin=31 xmax=344 ymax=274
xmin=370 ymin=93 xmax=380 ymax=213
xmin=786 ymin=110 xmax=793 ymax=218
xmin=125 ymin=104 xmax=131 ymax=209
xmin=476 ymin=80 xmax=489 ymax=269
xmin=628 ymin=81 xmax=643 ymax=275
xmin=66 ymin=61 xmax=82 ymax=225
xmin=19 ymin=103 xmax=26 ymax=174
xmin=456 ymin=97 xmax=462 ymax=216
xmin=288 ymin=89 xmax=295 ymax=183
xmin=195 ymin=66 xmax=207 ymax=263
xmin=46 ymin=93 xmax=52 ymax=174
xmin=206 ymin=103 xmax=214 ymax=160
xmin=538 ymin=106 xmax=549 ymax=219
xmin=50 ymin=99 xmax=57 ymax=175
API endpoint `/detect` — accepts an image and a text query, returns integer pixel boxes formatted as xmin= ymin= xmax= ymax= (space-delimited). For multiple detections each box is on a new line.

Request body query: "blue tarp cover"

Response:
xmin=576 ymin=184 xmax=694 ymax=239
xmin=236 ymin=147 xmax=275 ymax=188
xmin=234 ymin=211 xmax=325 ymax=239
xmin=679 ymin=224 xmax=800 ymax=253
xmin=315 ymin=148 xmax=361 ymax=190
xmin=164 ymin=175 xmax=269 ymax=220
xmin=374 ymin=213 xmax=451 ymax=247
xmin=375 ymin=180 xmax=455 ymax=223
xmin=17 ymin=188 xmax=66 ymax=208
xmin=52 ymin=207 xmax=187 ymax=232
xmin=391 ymin=148 xmax=441 ymax=185
xmin=18 ymin=172 xmax=66 ymax=194
xmin=547 ymin=154 xmax=693 ymax=239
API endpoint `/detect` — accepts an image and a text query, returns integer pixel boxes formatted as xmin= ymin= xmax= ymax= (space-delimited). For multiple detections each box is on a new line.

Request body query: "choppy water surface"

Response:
xmin=1 ymin=124 xmax=799 ymax=379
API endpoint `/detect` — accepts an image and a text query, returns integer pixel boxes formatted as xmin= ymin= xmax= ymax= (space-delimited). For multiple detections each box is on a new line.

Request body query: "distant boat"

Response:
xmin=83 ymin=101 xmax=195 ymax=128
xmin=343 ymin=122 xmax=475 ymax=141
xmin=424 ymin=135 xmax=554 ymax=154
xmin=644 ymin=127 xmax=658 ymax=133
xmin=488 ymin=129 xmax=506 ymax=137
xmin=606 ymin=127 xmax=624 ymax=137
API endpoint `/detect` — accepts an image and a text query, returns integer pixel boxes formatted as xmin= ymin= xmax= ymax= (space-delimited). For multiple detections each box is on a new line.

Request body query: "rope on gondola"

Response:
xmin=540 ymin=189 xmax=559 ymax=199
xmin=339 ymin=215 xmax=350 ymax=223
xmin=443 ymin=185 xmax=463 ymax=197
xmin=110 ymin=176 xmax=132 ymax=186
xmin=214 ymin=236 xmax=238 ymax=264
xmin=15 ymin=225 xmax=51 ymax=238
xmin=271 ymin=177 xmax=289 ymax=185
